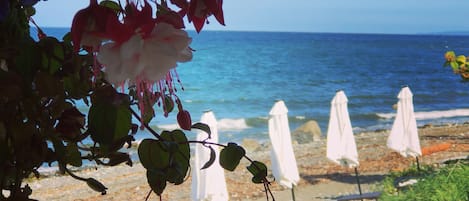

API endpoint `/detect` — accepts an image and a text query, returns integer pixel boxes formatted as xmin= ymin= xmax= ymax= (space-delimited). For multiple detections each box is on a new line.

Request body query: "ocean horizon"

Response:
xmin=34 ymin=28 xmax=469 ymax=144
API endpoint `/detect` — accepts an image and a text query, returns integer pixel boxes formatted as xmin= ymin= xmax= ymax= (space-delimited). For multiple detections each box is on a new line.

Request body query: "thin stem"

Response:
xmin=129 ymin=107 xmax=164 ymax=141
xmin=12 ymin=167 xmax=21 ymax=199
xmin=184 ymin=140 xmax=227 ymax=148
xmin=264 ymin=182 xmax=269 ymax=200
xmin=145 ymin=189 xmax=152 ymax=201
xmin=63 ymin=165 xmax=87 ymax=181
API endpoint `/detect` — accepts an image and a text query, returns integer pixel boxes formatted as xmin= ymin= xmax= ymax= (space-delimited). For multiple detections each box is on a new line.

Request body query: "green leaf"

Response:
xmin=62 ymin=32 xmax=72 ymax=44
xmin=140 ymin=90 xmax=156 ymax=124
xmin=86 ymin=178 xmax=108 ymax=195
xmin=146 ymin=169 xmax=167 ymax=196
xmin=0 ymin=71 xmax=23 ymax=101
xmin=9 ymin=121 xmax=34 ymax=150
xmin=14 ymin=37 xmax=40 ymax=83
xmin=160 ymin=130 xmax=190 ymax=183
xmin=450 ymin=61 xmax=459 ymax=72
xmin=114 ymin=103 xmax=132 ymax=138
xmin=35 ymin=71 xmax=63 ymax=97
xmin=457 ymin=55 xmax=467 ymax=65
xmin=191 ymin=122 xmax=211 ymax=138
xmin=100 ymin=0 xmax=121 ymax=13
xmin=88 ymin=86 xmax=131 ymax=146
xmin=163 ymin=141 xmax=180 ymax=154
xmin=65 ymin=143 xmax=82 ymax=167
xmin=63 ymin=75 xmax=91 ymax=99
xmin=138 ymin=139 xmax=170 ymax=170
xmin=50 ymin=135 xmax=66 ymax=162
xmin=443 ymin=61 xmax=450 ymax=67
xmin=38 ymin=37 xmax=65 ymax=74
xmin=165 ymin=162 xmax=185 ymax=185
xmin=160 ymin=130 xmax=190 ymax=161
xmin=24 ymin=6 xmax=36 ymax=17
xmin=246 ymin=161 xmax=268 ymax=184
xmin=49 ymin=99 xmax=70 ymax=119
xmin=106 ymin=152 xmax=132 ymax=166
xmin=201 ymin=146 xmax=216 ymax=170
xmin=163 ymin=95 xmax=174 ymax=114
xmin=219 ymin=142 xmax=245 ymax=171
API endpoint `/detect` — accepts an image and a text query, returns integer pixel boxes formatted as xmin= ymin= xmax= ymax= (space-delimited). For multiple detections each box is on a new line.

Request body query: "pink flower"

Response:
xmin=71 ymin=0 xmax=197 ymax=122
xmin=97 ymin=23 xmax=192 ymax=84
xmin=140 ymin=23 xmax=193 ymax=81
xmin=97 ymin=21 xmax=192 ymax=121
xmin=169 ymin=0 xmax=189 ymax=16
xmin=71 ymin=0 xmax=118 ymax=53
xmin=188 ymin=0 xmax=225 ymax=32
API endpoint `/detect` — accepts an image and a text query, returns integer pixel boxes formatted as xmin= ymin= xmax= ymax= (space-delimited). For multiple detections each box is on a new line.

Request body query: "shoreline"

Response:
xmin=26 ymin=123 xmax=469 ymax=201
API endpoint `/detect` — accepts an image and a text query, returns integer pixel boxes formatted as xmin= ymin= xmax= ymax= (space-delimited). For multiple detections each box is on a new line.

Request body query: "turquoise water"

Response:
xmin=36 ymin=28 xmax=469 ymax=144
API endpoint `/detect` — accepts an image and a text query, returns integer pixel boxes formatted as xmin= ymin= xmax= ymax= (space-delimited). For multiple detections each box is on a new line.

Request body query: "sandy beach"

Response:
xmin=26 ymin=123 xmax=469 ymax=201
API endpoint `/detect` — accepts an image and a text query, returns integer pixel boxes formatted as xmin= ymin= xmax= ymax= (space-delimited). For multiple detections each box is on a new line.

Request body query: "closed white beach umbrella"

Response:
xmin=387 ymin=86 xmax=422 ymax=157
xmin=268 ymin=100 xmax=300 ymax=189
xmin=326 ymin=90 xmax=359 ymax=168
xmin=191 ymin=111 xmax=228 ymax=201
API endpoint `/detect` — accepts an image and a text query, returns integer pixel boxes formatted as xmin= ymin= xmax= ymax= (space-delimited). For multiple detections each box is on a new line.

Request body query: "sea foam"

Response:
xmin=218 ymin=118 xmax=250 ymax=131
xmin=377 ymin=108 xmax=469 ymax=120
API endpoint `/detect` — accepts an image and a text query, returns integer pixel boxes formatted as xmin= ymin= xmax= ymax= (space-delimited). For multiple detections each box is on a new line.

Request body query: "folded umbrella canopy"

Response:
xmin=326 ymin=90 xmax=359 ymax=168
xmin=268 ymin=100 xmax=300 ymax=189
xmin=326 ymin=90 xmax=365 ymax=196
xmin=387 ymin=86 xmax=422 ymax=158
xmin=191 ymin=111 xmax=228 ymax=201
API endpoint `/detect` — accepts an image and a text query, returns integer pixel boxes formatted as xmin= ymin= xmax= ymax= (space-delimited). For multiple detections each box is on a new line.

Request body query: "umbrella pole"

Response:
xmin=354 ymin=167 xmax=363 ymax=196
xmin=291 ymin=184 xmax=296 ymax=201
xmin=416 ymin=156 xmax=421 ymax=171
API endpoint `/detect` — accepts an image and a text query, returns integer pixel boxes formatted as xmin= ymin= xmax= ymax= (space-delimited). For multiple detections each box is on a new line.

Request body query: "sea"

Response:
xmin=36 ymin=28 xmax=469 ymax=145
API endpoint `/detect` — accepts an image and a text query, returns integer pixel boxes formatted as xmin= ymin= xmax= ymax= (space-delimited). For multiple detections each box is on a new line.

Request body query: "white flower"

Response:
xmin=141 ymin=23 xmax=193 ymax=81
xmin=98 ymin=34 xmax=144 ymax=84
xmin=97 ymin=23 xmax=192 ymax=84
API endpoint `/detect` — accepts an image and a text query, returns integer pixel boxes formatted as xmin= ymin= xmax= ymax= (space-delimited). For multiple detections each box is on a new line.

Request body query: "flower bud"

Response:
xmin=177 ymin=110 xmax=192 ymax=130
xmin=86 ymin=178 xmax=107 ymax=195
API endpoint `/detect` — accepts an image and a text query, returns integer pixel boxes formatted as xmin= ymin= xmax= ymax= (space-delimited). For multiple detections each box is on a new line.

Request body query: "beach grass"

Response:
xmin=379 ymin=162 xmax=469 ymax=201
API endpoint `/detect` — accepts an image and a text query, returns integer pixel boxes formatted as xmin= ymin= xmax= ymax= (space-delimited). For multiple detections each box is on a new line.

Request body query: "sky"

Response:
xmin=34 ymin=0 xmax=469 ymax=34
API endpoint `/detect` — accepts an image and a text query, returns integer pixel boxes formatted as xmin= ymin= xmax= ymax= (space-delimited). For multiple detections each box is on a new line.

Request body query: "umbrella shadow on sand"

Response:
xmin=300 ymin=173 xmax=385 ymax=185
xmin=300 ymin=173 xmax=385 ymax=200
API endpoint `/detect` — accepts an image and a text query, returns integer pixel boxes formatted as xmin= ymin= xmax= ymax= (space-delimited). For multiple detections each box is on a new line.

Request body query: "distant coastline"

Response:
xmin=32 ymin=27 xmax=469 ymax=36
xmin=428 ymin=31 xmax=469 ymax=36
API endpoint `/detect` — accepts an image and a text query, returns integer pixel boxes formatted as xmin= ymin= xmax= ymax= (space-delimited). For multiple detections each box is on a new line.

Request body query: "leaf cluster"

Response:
xmin=443 ymin=51 xmax=469 ymax=80
xmin=0 ymin=1 xmax=136 ymax=199
xmin=137 ymin=124 xmax=272 ymax=199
